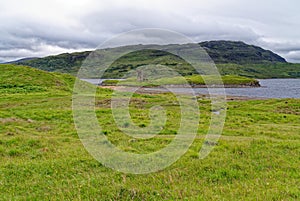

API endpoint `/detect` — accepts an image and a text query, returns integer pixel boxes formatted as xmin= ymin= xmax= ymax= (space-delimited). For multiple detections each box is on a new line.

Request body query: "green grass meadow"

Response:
xmin=0 ymin=65 xmax=299 ymax=200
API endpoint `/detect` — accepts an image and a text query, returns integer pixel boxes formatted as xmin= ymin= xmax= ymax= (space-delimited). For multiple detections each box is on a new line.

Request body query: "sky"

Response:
xmin=1 ymin=0 xmax=300 ymax=63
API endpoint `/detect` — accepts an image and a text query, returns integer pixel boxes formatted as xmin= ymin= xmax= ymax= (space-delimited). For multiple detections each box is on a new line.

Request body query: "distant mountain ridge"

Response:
xmin=5 ymin=57 xmax=40 ymax=64
xmin=10 ymin=40 xmax=298 ymax=79
xmin=200 ymin=41 xmax=286 ymax=63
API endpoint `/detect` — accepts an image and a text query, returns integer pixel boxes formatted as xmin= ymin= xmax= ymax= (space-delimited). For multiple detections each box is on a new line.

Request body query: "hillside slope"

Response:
xmin=0 ymin=64 xmax=75 ymax=93
xmin=10 ymin=40 xmax=300 ymax=79
xmin=200 ymin=41 xmax=286 ymax=63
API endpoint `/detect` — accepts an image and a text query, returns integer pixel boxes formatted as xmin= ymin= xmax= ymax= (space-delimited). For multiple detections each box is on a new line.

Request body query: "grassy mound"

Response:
xmin=102 ymin=75 xmax=260 ymax=87
xmin=0 ymin=64 xmax=75 ymax=93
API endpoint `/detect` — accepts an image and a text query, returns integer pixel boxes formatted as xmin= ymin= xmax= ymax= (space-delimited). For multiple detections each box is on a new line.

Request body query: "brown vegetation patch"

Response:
xmin=0 ymin=117 xmax=20 ymax=123
xmin=275 ymin=105 xmax=300 ymax=115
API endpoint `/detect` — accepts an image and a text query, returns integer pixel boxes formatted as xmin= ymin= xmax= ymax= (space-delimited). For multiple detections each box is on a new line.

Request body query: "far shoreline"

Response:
xmin=100 ymin=83 xmax=261 ymax=88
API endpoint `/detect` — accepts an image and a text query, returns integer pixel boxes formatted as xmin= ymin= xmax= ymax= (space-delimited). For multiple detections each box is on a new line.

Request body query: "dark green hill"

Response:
xmin=11 ymin=40 xmax=300 ymax=79
xmin=200 ymin=41 xmax=286 ymax=63
xmin=13 ymin=51 xmax=91 ymax=74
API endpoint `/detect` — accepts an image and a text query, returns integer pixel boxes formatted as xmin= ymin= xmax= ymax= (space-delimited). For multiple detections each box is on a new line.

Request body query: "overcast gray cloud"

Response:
xmin=0 ymin=0 xmax=300 ymax=62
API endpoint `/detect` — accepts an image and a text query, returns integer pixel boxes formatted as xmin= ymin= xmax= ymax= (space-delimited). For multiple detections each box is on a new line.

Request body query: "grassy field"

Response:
xmin=0 ymin=64 xmax=299 ymax=200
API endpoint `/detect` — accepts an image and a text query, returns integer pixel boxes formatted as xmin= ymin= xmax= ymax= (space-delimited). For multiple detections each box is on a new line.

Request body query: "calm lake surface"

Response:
xmin=81 ymin=79 xmax=121 ymax=85
xmin=161 ymin=79 xmax=300 ymax=99
xmin=82 ymin=79 xmax=300 ymax=99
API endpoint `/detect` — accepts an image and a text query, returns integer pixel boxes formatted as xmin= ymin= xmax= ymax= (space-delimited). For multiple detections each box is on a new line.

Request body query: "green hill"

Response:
xmin=200 ymin=41 xmax=286 ymax=63
xmin=0 ymin=64 xmax=75 ymax=93
xmin=10 ymin=40 xmax=300 ymax=79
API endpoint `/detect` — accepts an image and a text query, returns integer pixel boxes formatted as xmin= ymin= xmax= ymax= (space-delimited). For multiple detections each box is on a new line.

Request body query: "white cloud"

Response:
xmin=0 ymin=0 xmax=300 ymax=62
